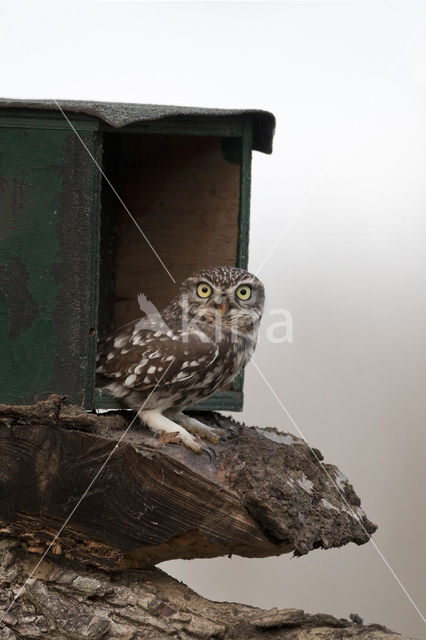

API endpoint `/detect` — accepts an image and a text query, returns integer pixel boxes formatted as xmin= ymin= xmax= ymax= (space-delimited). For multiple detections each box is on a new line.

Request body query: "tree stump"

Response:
xmin=0 ymin=396 xmax=408 ymax=639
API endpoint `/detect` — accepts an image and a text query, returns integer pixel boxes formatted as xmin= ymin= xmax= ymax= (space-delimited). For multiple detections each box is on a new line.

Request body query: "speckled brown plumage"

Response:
xmin=96 ymin=266 xmax=264 ymax=451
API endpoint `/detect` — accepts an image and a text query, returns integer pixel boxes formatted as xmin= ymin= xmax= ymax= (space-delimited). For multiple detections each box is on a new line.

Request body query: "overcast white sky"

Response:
xmin=1 ymin=1 xmax=426 ymax=638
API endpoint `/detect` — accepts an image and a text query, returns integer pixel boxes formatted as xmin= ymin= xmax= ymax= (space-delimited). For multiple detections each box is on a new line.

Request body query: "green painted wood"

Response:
xmin=194 ymin=117 xmax=253 ymax=411
xmin=97 ymin=134 xmax=120 ymax=341
xmin=94 ymin=387 xmax=243 ymax=412
xmin=100 ymin=115 xmax=245 ymax=138
xmin=236 ymin=116 xmax=253 ymax=271
xmin=0 ymin=111 xmax=99 ymax=132
xmin=0 ymin=115 xmax=102 ymax=406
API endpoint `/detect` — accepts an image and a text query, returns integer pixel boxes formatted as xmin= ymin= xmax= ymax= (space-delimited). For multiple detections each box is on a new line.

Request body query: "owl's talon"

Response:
xmin=226 ymin=425 xmax=239 ymax=438
xmin=211 ymin=427 xmax=227 ymax=440
xmin=178 ymin=431 xmax=203 ymax=453
xmin=204 ymin=431 xmax=220 ymax=445
xmin=171 ymin=412 xmax=224 ymax=444
xmin=153 ymin=430 xmax=183 ymax=446
xmin=199 ymin=425 xmax=226 ymax=443
xmin=201 ymin=446 xmax=215 ymax=460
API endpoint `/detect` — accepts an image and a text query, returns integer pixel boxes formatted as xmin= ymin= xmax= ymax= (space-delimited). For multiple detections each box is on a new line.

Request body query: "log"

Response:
xmin=0 ymin=395 xmax=376 ymax=570
xmin=0 ymin=397 xmax=408 ymax=639
xmin=0 ymin=538 xmax=413 ymax=640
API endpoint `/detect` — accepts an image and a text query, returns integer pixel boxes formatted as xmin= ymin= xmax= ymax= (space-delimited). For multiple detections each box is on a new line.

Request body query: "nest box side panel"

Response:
xmin=0 ymin=114 xmax=101 ymax=406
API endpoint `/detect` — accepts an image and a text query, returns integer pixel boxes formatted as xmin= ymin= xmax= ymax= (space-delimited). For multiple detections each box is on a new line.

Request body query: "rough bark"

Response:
xmin=0 ymin=538 xmax=412 ymax=640
xmin=0 ymin=397 xmax=405 ymax=639
xmin=0 ymin=396 xmax=376 ymax=569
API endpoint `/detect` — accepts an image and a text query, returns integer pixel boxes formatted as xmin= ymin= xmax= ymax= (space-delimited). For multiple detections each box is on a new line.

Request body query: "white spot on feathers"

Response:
xmin=202 ymin=371 xmax=217 ymax=384
xmin=135 ymin=359 xmax=148 ymax=374
xmin=174 ymin=371 xmax=189 ymax=381
xmin=124 ymin=374 xmax=136 ymax=387
xmin=107 ymin=382 xmax=128 ymax=398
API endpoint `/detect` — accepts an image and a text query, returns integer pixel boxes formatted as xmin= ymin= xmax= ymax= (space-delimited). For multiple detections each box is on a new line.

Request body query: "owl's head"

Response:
xmin=174 ymin=266 xmax=265 ymax=331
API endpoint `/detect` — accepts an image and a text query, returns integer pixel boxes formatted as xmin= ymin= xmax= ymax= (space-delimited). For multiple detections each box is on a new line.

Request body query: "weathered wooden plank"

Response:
xmin=101 ymin=115 xmax=246 ymax=137
xmin=237 ymin=116 xmax=253 ymax=271
xmin=0 ymin=117 xmax=102 ymax=406
xmin=0 ymin=112 xmax=99 ymax=131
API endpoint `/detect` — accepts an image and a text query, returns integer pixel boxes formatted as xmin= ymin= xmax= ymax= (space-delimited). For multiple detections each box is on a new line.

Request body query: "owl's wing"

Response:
xmin=96 ymin=320 xmax=218 ymax=392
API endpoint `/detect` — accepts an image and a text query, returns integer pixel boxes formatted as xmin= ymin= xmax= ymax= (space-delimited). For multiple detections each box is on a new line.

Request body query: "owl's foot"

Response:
xmin=140 ymin=409 xmax=203 ymax=453
xmin=171 ymin=411 xmax=225 ymax=445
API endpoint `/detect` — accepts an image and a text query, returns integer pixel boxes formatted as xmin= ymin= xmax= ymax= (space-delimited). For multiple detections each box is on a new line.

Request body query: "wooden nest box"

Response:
xmin=0 ymin=99 xmax=275 ymax=411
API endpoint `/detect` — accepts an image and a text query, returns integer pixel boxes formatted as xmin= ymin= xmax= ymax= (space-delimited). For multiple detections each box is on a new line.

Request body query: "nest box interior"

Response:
xmin=99 ymin=133 xmax=242 ymax=335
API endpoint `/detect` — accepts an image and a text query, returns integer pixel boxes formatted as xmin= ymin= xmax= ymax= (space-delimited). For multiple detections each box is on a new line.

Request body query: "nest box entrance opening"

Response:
xmin=97 ymin=131 xmax=247 ymax=410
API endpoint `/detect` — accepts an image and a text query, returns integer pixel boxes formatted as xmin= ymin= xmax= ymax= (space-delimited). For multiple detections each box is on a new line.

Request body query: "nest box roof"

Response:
xmin=0 ymin=98 xmax=276 ymax=154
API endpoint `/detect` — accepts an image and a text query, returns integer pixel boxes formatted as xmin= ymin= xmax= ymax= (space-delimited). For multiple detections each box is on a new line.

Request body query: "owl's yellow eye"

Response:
xmin=197 ymin=282 xmax=212 ymax=298
xmin=236 ymin=284 xmax=251 ymax=301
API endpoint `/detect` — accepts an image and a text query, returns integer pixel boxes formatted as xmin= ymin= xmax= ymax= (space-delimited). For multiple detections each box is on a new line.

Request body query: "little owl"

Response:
xmin=96 ymin=266 xmax=265 ymax=452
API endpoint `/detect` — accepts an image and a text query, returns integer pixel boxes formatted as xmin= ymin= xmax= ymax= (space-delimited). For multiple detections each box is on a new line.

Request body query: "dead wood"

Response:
xmin=0 ymin=396 xmax=403 ymax=640
xmin=0 ymin=395 xmax=376 ymax=570
xmin=0 ymin=538 xmax=413 ymax=640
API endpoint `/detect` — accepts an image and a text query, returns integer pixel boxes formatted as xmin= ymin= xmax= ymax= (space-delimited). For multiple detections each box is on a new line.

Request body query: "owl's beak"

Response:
xmin=219 ymin=301 xmax=228 ymax=316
